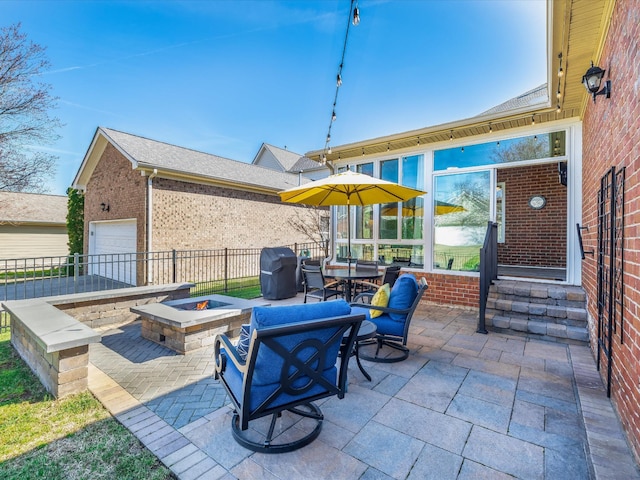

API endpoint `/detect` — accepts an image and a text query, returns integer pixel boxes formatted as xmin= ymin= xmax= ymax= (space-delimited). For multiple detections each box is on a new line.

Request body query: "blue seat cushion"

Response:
xmin=247 ymin=299 xmax=353 ymax=387
xmin=250 ymin=299 xmax=351 ymax=330
xmin=350 ymin=305 xmax=405 ymax=337
xmin=387 ymin=274 xmax=419 ymax=321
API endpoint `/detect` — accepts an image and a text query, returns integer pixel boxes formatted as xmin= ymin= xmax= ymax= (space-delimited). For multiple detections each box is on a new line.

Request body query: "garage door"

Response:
xmin=89 ymin=220 xmax=137 ymax=285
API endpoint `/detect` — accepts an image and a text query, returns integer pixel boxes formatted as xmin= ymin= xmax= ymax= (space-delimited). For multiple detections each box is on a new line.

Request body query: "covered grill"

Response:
xmin=260 ymin=247 xmax=297 ymax=300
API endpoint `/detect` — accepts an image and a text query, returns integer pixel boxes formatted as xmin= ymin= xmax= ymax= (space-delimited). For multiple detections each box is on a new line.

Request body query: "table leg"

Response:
xmin=353 ymin=341 xmax=372 ymax=381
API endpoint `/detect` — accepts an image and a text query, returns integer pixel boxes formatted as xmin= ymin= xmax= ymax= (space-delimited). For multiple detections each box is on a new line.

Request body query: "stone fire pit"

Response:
xmin=130 ymin=294 xmax=269 ymax=354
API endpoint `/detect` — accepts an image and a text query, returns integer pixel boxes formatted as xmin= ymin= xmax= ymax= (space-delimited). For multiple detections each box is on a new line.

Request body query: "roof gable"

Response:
xmin=74 ymin=128 xmax=306 ymax=194
xmin=253 ymin=143 xmax=304 ymax=172
xmin=477 ymin=84 xmax=548 ymax=116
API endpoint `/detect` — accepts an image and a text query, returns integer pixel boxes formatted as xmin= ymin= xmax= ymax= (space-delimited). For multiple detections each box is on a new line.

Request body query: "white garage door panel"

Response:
xmin=90 ymin=220 xmax=137 ymax=285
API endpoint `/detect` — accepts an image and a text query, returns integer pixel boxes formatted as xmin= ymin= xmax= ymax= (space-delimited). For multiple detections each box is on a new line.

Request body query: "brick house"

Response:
xmin=72 ymin=127 xmax=318 ymax=282
xmin=0 ymin=191 xmax=69 ymax=260
xmin=305 ymin=0 xmax=640 ymax=462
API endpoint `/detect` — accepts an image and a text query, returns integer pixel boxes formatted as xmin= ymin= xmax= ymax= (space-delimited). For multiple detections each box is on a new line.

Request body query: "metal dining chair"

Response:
xmin=301 ymin=266 xmax=344 ymax=302
xmin=353 ymin=259 xmax=379 ymax=295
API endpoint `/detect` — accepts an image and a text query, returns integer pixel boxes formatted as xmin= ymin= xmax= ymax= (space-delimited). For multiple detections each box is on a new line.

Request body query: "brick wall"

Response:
xmin=497 ymin=164 xmax=567 ymax=267
xmin=84 ymin=143 xmax=147 ymax=254
xmin=581 ymin=0 xmax=640 ymax=462
xmin=416 ymin=272 xmax=479 ymax=308
xmin=150 ymin=178 xmax=319 ymax=251
xmin=85 ymin=145 xmax=321 ymax=258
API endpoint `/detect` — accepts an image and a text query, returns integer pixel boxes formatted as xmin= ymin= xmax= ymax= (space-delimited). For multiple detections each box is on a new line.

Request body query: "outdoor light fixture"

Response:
xmin=557 ymin=53 xmax=564 ymax=77
xmin=353 ymin=5 xmax=360 ymax=25
xmin=582 ymin=61 xmax=611 ymax=103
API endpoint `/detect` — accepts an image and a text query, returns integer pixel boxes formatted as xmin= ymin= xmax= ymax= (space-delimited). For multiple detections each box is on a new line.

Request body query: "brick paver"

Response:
xmin=88 ymin=300 xmax=640 ymax=479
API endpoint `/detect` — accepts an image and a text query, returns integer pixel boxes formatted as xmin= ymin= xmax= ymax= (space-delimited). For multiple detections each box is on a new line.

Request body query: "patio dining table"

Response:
xmin=324 ymin=267 xmax=383 ymax=302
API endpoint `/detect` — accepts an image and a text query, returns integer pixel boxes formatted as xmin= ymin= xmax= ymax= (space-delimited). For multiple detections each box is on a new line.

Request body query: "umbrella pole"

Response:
xmin=347 ymin=201 xmax=352 ymax=268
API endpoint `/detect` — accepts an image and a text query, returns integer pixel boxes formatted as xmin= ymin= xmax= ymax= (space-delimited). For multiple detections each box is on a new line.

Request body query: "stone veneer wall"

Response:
xmin=54 ymin=287 xmax=191 ymax=330
xmin=141 ymin=311 xmax=251 ymax=354
xmin=10 ymin=319 xmax=90 ymax=398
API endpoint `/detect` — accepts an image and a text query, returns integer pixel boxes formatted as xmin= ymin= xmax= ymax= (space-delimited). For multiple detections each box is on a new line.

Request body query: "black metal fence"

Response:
xmin=0 ymin=242 xmax=326 ymax=331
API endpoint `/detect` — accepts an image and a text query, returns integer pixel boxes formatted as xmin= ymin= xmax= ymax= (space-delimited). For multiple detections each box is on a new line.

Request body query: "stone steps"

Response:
xmin=485 ymin=279 xmax=589 ymax=344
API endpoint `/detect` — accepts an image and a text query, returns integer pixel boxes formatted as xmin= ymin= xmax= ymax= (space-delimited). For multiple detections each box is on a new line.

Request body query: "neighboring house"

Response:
xmin=0 ymin=191 xmax=69 ymax=260
xmin=72 ymin=127 xmax=317 ymax=284
xmin=252 ymin=143 xmax=330 ymax=181
xmin=305 ymin=0 xmax=640 ymax=463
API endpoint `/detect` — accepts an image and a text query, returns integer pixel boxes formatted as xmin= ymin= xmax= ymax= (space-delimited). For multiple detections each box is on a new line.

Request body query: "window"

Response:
xmin=496 ymin=182 xmax=505 ymax=243
xmin=379 ymin=159 xmax=399 ymax=240
xmin=378 ymin=244 xmax=424 ymax=267
xmin=433 ymin=171 xmax=490 ymax=271
xmin=355 ymin=163 xmax=374 ymax=239
xmin=434 ymin=131 xmax=566 ymax=171
xmin=401 ymin=155 xmax=424 ymax=240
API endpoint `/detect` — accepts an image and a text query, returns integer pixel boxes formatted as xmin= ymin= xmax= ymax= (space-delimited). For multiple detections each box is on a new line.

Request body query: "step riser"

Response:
xmin=489 ymin=294 xmax=585 ymax=309
xmin=486 ymin=313 xmax=589 ymax=344
xmin=486 ymin=309 xmax=586 ymax=328
xmin=486 ymin=280 xmax=588 ymax=344
xmin=487 ymin=299 xmax=587 ymax=321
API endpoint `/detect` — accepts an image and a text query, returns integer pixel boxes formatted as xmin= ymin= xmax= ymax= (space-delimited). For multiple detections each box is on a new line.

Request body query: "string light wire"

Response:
xmin=322 ymin=0 xmax=359 ymax=167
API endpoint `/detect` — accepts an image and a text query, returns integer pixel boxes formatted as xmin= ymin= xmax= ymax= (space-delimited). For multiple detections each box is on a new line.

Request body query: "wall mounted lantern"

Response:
xmin=582 ymin=62 xmax=611 ymax=103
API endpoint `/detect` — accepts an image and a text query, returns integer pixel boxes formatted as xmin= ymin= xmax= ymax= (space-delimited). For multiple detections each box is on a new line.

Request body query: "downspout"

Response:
xmin=147 ymin=169 xmax=158 ymax=283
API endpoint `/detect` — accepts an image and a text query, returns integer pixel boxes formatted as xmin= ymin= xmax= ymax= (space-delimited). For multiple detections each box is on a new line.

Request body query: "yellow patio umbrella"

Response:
xmin=434 ymin=200 xmax=465 ymax=215
xmin=279 ymin=170 xmax=426 ymax=264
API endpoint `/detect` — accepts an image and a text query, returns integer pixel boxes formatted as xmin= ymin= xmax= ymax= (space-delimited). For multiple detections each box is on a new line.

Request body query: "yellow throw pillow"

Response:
xmin=370 ymin=283 xmax=391 ymax=318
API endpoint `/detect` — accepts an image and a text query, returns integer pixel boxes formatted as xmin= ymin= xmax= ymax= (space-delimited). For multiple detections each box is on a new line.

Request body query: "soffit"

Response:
xmin=306 ymin=0 xmax=614 ymax=165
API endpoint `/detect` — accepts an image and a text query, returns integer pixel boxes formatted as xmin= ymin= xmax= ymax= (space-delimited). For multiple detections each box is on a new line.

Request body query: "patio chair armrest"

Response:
xmin=214 ymin=333 xmax=246 ymax=376
xmin=325 ymin=280 xmax=344 ymax=289
xmin=350 ymin=298 xmax=411 ymax=315
xmin=351 ymin=292 xmax=375 ymax=304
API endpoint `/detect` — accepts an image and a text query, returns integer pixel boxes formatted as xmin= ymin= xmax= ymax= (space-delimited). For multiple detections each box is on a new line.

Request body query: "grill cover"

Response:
xmin=260 ymin=247 xmax=297 ymax=300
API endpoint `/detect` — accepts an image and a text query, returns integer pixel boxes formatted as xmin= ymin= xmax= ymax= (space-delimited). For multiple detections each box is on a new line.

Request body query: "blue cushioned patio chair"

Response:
xmin=350 ymin=274 xmax=428 ymax=363
xmin=214 ymin=300 xmax=364 ymax=453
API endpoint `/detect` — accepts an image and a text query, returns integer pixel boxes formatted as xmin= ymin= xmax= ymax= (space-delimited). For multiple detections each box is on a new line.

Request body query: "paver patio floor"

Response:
xmin=89 ymin=298 xmax=640 ymax=479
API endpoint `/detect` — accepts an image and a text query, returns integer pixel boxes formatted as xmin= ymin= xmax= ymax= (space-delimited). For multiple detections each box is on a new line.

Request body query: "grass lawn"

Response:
xmin=191 ymin=276 xmax=262 ymax=299
xmin=0 ymin=330 xmax=175 ymax=480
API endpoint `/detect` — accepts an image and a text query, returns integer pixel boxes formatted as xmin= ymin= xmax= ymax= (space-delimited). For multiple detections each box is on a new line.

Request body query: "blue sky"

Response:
xmin=2 ymin=0 xmax=547 ymax=195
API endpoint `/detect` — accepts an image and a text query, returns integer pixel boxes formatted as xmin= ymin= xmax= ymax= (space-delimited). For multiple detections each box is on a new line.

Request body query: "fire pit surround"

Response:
xmin=131 ymin=294 xmax=269 ymax=354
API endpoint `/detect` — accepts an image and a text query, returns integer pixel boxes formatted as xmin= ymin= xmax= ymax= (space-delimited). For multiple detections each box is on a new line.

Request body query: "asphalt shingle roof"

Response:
xmin=0 ymin=191 xmax=67 ymax=224
xmin=100 ymin=128 xmax=305 ymax=192
xmin=478 ymin=84 xmax=548 ymax=116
